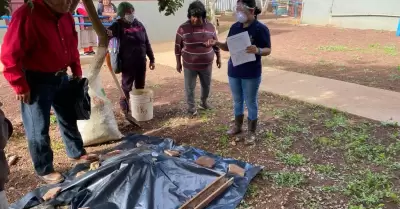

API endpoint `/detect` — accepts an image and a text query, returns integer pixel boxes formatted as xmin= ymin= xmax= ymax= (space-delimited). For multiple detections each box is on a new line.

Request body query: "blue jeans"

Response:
xmin=228 ymin=76 xmax=261 ymax=120
xmin=21 ymin=71 xmax=85 ymax=176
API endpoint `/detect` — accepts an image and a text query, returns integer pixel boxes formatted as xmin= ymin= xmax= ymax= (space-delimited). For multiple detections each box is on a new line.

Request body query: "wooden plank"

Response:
xmin=179 ymin=174 xmax=234 ymax=209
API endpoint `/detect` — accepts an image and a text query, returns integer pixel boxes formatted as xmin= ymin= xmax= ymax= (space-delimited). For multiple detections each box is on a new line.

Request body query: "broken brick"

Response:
xmin=101 ymin=150 xmax=122 ymax=160
xmin=89 ymin=161 xmax=100 ymax=171
xmin=7 ymin=155 xmax=19 ymax=166
xmin=42 ymin=187 xmax=62 ymax=201
xmin=164 ymin=149 xmax=180 ymax=157
xmin=195 ymin=156 xmax=215 ymax=169
xmin=228 ymin=164 xmax=245 ymax=177
xmin=76 ymin=171 xmax=87 ymax=178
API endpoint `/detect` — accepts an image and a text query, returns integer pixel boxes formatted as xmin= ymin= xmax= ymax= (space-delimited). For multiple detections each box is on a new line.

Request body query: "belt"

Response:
xmin=25 ymin=68 xmax=68 ymax=77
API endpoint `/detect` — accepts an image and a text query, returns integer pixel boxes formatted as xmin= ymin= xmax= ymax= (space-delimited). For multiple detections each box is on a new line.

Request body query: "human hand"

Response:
xmin=216 ymin=58 xmax=221 ymax=68
xmin=16 ymin=91 xmax=31 ymax=104
xmin=72 ymin=75 xmax=82 ymax=80
xmin=204 ymin=39 xmax=217 ymax=47
xmin=106 ymin=29 xmax=113 ymax=36
xmin=108 ymin=16 xmax=113 ymax=21
xmin=246 ymin=45 xmax=258 ymax=54
xmin=149 ymin=62 xmax=155 ymax=70
xmin=176 ymin=62 xmax=182 ymax=73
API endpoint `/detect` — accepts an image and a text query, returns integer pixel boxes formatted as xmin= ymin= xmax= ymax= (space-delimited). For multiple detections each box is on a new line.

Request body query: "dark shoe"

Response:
xmin=119 ymin=98 xmax=130 ymax=114
xmin=227 ymin=115 xmax=244 ymax=136
xmin=84 ymin=51 xmax=95 ymax=55
xmin=70 ymin=153 xmax=99 ymax=164
xmin=198 ymin=102 xmax=213 ymax=110
xmin=245 ymin=119 xmax=258 ymax=145
xmin=39 ymin=172 xmax=65 ymax=184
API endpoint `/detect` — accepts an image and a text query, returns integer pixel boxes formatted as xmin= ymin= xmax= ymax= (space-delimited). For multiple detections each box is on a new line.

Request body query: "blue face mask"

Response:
xmin=235 ymin=11 xmax=248 ymax=23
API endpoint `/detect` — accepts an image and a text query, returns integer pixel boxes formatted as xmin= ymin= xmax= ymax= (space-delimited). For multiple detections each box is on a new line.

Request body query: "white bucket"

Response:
xmin=130 ymin=89 xmax=154 ymax=122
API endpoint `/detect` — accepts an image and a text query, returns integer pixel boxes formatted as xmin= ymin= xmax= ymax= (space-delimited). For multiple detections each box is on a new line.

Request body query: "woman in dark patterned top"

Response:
xmin=107 ymin=2 xmax=155 ymax=112
xmin=175 ymin=1 xmax=221 ymax=116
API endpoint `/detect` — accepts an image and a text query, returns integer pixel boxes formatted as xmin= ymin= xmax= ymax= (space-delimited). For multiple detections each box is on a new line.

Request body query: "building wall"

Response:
xmin=111 ymin=0 xmax=190 ymax=43
xmin=301 ymin=0 xmax=400 ymax=31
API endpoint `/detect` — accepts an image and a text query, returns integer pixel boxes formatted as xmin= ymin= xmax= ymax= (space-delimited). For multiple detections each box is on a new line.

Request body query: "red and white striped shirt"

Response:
xmin=175 ymin=20 xmax=220 ymax=71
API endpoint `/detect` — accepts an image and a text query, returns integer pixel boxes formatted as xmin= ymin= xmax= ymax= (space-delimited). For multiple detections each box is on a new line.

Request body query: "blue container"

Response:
xmin=397 ymin=18 xmax=400 ymax=37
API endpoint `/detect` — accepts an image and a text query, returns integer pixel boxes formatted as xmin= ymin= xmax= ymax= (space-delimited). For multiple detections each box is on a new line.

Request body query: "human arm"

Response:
xmin=97 ymin=3 xmax=103 ymax=16
xmin=205 ymin=39 xmax=229 ymax=51
xmin=211 ymin=27 xmax=221 ymax=68
xmin=102 ymin=3 xmax=117 ymax=18
xmin=175 ymin=27 xmax=184 ymax=73
xmin=0 ymin=7 xmax=31 ymax=96
xmin=143 ymin=26 xmax=155 ymax=65
xmin=69 ymin=14 xmax=82 ymax=78
xmin=106 ymin=21 xmax=119 ymax=38
xmin=246 ymin=25 xmax=271 ymax=56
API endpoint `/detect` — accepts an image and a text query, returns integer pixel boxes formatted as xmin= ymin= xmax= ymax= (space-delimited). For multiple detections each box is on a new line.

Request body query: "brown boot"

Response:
xmin=245 ymin=119 xmax=258 ymax=145
xmin=227 ymin=115 xmax=244 ymax=136
xmin=39 ymin=172 xmax=65 ymax=184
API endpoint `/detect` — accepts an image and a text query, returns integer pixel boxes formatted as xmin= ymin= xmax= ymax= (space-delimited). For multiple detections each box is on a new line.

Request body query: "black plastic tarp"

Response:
xmin=10 ymin=134 xmax=262 ymax=209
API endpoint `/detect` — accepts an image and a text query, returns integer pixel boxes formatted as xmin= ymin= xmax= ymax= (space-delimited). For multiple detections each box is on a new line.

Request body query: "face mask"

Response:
xmin=235 ymin=11 xmax=248 ymax=23
xmin=124 ymin=14 xmax=135 ymax=23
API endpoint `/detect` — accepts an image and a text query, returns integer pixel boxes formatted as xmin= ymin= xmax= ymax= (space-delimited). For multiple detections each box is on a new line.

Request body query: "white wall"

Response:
xmin=301 ymin=0 xmax=400 ymax=31
xmin=301 ymin=0 xmax=333 ymax=26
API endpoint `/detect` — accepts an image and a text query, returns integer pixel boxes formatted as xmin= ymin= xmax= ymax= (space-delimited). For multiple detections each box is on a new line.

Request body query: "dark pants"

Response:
xmin=21 ymin=71 xmax=85 ymax=176
xmin=121 ymin=60 xmax=146 ymax=99
xmin=184 ymin=68 xmax=212 ymax=111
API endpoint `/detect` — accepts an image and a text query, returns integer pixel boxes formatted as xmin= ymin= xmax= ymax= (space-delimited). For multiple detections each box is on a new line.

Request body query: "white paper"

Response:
xmin=227 ymin=31 xmax=256 ymax=66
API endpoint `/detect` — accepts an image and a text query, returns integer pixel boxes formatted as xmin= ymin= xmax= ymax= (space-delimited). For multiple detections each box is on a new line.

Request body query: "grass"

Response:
xmin=50 ymin=115 xmax=57 ymax=125
xmin=344 ymin=170 xmax=399 ymax=207
xmin=264 ymin=171 xmax=306 ymax=187
xmin=318 ymin=43 xmax=398 ymax=56
xmin=318 ymin=45 xmax=349 ymax=52
xmin=276 ymin=151 xmax=307 ymax=166
xmin=314 ymin=164 xmax=336 ymax=176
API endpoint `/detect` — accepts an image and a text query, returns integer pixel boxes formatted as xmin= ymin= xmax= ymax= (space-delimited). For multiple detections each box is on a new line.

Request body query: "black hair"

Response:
xmin=240 ymin=0 xmax=262 ymax=19
xmin=187 ymin=1 xmax=207 ymax=19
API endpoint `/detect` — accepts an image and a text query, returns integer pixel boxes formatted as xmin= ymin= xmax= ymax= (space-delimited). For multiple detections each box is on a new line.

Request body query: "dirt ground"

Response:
xmin=218 ymin=15 xmax=400 ymax=92
xmin=261 ymin=20 xmax=400 ymax=92
xmin=3 ymin=63 xmax=400 ymax=209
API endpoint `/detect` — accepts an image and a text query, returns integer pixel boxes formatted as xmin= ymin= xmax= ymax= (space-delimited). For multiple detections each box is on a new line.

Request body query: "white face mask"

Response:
xmin=236 ymin=11 xmax=248 ymax=23
xmin=124 ymin=14 xmax=135 ymax=23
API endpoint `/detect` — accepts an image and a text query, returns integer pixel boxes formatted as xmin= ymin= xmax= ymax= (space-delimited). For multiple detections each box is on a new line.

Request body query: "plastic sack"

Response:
xmin=77 ymin=68 xmax=123 ymax=146
xmin=109 ymin=37 xmax=121 ymax=74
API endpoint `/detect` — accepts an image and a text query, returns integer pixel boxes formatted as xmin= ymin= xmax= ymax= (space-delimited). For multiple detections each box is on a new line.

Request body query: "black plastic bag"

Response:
xmin=68 ymin=77 xmax=91 ymax=120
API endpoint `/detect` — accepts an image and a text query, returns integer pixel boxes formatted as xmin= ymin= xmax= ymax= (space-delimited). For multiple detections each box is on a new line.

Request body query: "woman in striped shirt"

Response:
xmin=175 ymin=1 xmax=221 ymax=116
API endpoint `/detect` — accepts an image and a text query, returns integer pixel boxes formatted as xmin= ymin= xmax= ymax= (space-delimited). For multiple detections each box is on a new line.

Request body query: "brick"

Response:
xmin=228 ymin=164 xmax=245 ymax=177
xmin=195 ymin=156 xmax=215 ymax=169
xmin=164 ymin=149 xmax=180 ymax=157
xmin=101 ymin=150 xmax=122 ymax=160
xmin=76 ymin=171 xmax=87 ymax=178
xmin=89 ymin=161 xmax=100 ymax=171
xmin=42 ymin=187 xmax=62 ymax=201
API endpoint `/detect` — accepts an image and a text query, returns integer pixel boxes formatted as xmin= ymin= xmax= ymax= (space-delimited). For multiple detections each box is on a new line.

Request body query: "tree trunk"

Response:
xmin=206 ymin=0 xmax=218 ymax=34
xmin=262 ymin=0 xmax=270 ymax=15
xmin=81 ymin=0 xmax=108 ymax=84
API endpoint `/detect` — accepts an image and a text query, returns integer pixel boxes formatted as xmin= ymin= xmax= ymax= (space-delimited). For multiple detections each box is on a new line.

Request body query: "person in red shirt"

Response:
xmin=1 ymin=0 xmax=98 ymax=184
